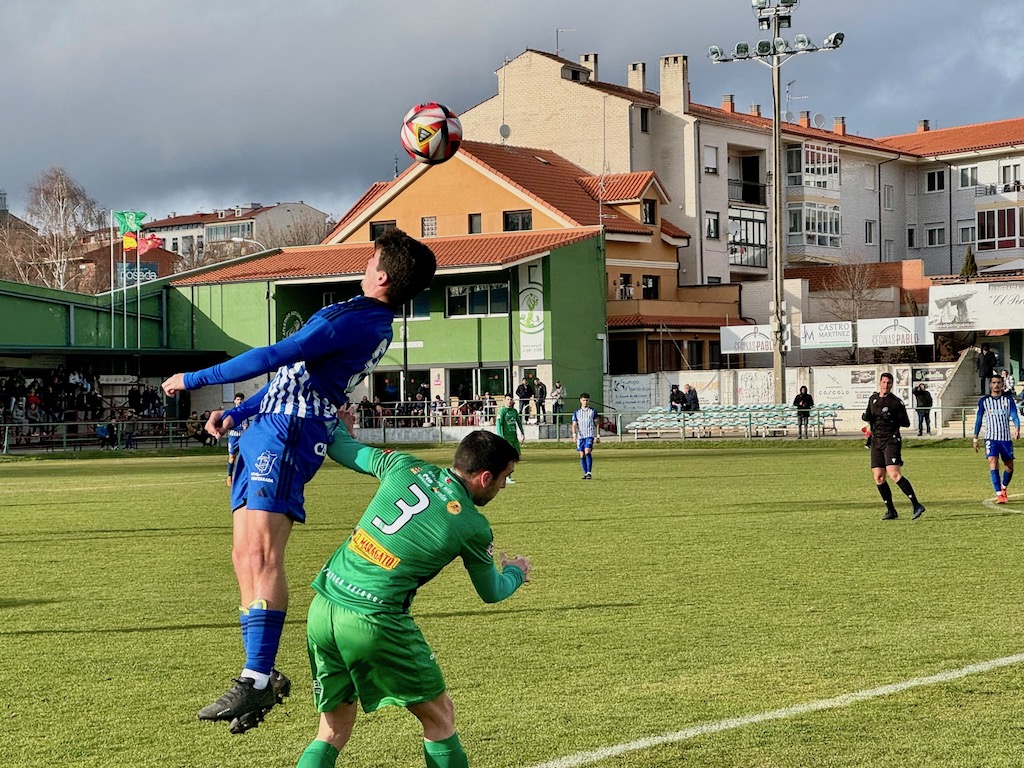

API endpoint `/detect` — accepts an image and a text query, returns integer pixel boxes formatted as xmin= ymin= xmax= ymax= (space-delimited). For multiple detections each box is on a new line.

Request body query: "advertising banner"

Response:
xmin=856 ymin=316 xmax=933 ymax=348
xmin=927 ymin=281 xmax=1024 ymax=332
xmin=800 ymin=321 xmax=854 ymax=349
xmin=720 ymin=324 xmax=773 ymax=354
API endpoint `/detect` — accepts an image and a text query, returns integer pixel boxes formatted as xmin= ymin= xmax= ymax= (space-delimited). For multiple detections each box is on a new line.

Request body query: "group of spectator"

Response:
xmin=0 ymin=366 xmax=106 ymax=445
xmin=668 ymin=384 xmax=701 ymax=413
xmin=513 ymin=377 xmax=565 ymax=423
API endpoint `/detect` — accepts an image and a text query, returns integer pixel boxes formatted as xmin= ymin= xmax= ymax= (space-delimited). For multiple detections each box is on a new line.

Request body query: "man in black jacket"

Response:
xmin=515 ymin=377 xmax=534 ymax=416
xmin=793 ymin=385 xmax=814 ymax=439
xmin=912 ymin=383 xmax=933 ymax=436
xmin=862 ymin=372 xmax=925 ymax=521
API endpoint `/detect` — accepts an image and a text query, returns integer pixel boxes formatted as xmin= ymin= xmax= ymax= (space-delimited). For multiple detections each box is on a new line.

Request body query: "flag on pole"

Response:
xmin=137 ymin=233 xmax=161 ymax=255
xmin=123 ymin=232 xmax=138 ymax=251
xmin=113 ymin=210 xmax=147 ymax=235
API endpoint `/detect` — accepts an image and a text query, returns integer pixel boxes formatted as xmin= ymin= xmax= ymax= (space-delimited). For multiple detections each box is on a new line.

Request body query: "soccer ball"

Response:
xmin=400 ymin=102 xmax=463 ymax=165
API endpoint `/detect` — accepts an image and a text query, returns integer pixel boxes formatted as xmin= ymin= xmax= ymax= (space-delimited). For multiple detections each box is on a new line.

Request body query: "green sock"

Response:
xmin=423 ymin=732 xmax=469 ymax=768
xmin=296 ymin=740 xmax=339 ymax=768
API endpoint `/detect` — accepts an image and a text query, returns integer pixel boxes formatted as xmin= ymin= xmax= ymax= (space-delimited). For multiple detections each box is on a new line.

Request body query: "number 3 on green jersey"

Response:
xmin=372 ymin=484 xmax=429 ymax=535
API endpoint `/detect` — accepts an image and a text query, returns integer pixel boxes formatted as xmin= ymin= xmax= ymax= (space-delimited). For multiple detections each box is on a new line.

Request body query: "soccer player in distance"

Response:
xmin=296 ymin=417 xmax=530 ymax=768
xmin=862 ymin=372 xmax=926 ymax=520
xmin=161 ymin=229 xmax=436 ymax=733
xmin=572 ymin=392 xmax=600 ymax=480
xmin=225 ymin=392 xmax=247 ymax=487
xmin=494 ymin=393 xmax=524 ymax=484
xmin=972 ymin=374 xmax=1021 ymax=504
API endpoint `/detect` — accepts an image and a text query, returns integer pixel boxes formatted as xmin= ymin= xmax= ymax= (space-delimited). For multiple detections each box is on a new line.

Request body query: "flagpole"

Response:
xmin=122 ymin=240 xmax=127 ymax=350
xmin=109 ymin=210 xmax=115 ymax=345
xmin=136 ymin=230 xmax=141 ymax=349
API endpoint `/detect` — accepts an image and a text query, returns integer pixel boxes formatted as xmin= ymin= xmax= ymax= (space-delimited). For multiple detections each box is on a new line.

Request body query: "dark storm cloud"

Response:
xmin=2 ymin=0 xmax=1020 ymax=220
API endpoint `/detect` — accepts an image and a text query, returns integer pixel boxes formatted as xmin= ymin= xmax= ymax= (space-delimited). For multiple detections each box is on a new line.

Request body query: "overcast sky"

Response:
xmin=2 ymin=0 xmax=1022 ymax=223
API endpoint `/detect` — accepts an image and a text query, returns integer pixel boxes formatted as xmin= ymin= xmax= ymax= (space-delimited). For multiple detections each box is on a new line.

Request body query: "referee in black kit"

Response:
xmin=862 ymin=372 xmax=926 ymax=521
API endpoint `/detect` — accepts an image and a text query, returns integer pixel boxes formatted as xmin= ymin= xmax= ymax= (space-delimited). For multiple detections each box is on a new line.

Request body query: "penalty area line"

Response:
xmin=528 ymin=652 xmax=1024 ymax=768
xmin=983 ymin=492 xmax=1024 ymax=514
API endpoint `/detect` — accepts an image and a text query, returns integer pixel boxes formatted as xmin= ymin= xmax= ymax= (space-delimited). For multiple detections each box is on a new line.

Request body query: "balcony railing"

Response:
xmin=728 ymin=179 xmax=767 ymax=206
xmin=728 ymin=243 xmax=768 ymax=268
xmin=974 ymin=182 xmax=1023 ymax=198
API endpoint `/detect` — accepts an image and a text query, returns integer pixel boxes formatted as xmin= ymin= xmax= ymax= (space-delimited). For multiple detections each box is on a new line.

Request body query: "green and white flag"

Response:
xmin=114 ymin=210 xmax=147 ymax=235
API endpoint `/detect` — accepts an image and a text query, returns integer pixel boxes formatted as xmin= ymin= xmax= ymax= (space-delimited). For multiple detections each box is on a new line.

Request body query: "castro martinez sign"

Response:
xmin=800 ymin=321 xmax=853 ymax=349
xmin=856 ymin=316 xmax=933 ymax=348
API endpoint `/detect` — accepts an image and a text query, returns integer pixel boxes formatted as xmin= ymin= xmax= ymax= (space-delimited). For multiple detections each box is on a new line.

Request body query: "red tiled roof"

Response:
xmin=877 ymin=117 xmax=1024 ymax=156
xmin=172 ymin=229 xmax=601 ymax=286
xmin=577 ymin=172 xmax=657 ymax=202
xmin=660 ymin=219 xmax=689 ymax=239
xmin=458 ymin=141 xmax=652 ymax=235
xmin=145 ymin=206 xmax=271 ymax=229
xmin=607 ymin=314 xmax=752 ymax=329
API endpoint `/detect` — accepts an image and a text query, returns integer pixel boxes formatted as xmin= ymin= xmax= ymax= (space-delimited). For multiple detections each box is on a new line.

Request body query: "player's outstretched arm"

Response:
xmin=205 ymin=410 xmax=232 ymax=438
xmin=162 ymin=373 xmax=187 ymax=396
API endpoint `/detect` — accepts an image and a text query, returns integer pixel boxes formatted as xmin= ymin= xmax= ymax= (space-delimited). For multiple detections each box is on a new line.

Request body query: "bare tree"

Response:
xmin=259 ymin=215 xmax=333 ymax=248
xmin=0 ymin=168 xmax=105 ymax=290
xmin=813 ymin=260 xmax=894 ymax=364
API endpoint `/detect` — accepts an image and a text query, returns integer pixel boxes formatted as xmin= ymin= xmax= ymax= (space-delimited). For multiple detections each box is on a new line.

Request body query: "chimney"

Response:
xmin=579 ymin=52 xmax=598 ymax=81
xmin=627 ymin=61 xmax=646 ymax=92
xmin=917 ymin=119 xmax=930 ymax=133
xmin=749 ymin=104 xmax=761 ymax=117
xmin=798 ymin=110 xmax=811 ymax=128
xmin=659 ymin=54 xmax=689 ymax=116
xmin=833 ymin=116 xmax=846 ymax=136
xmin=722 ymin=94 xmax=735 ymax=113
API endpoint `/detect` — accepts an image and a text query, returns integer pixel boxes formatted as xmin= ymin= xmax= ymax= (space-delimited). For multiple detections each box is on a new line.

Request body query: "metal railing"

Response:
xmin=1 ymin=418 xmax=209 ymax=453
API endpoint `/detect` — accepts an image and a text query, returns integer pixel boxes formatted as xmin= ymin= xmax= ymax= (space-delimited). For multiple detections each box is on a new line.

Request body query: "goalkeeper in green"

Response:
xmin=494 ymin=393 xmax=524 ymax=484
xmin=296 ymin=416 xmax=531 ymax=768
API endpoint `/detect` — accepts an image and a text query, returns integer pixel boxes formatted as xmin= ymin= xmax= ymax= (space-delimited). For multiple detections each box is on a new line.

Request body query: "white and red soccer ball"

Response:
xmin=400 ymin=102 xmax=463 ymax=165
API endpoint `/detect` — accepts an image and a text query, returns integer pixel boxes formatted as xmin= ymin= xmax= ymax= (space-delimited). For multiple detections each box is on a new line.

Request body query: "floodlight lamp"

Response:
xmin=779 ymin=0 xmax=799 ymax=7
xmin=733 ymin=42 xmax=750 ymax=59
xmin=756 ymin=39 xmax=774 ymax=56
xmin=757 ymin=17 xmax=771 ymax=30
xmin=751 ymin=0 xmax=770 ymax=9
xmin=793 ymin=33 xmax=813 ymax=50
xmin=823 ymin=31 xmax=844 ymax=49
xmin=708 ymin=45 xmax=724 ymax=61
xmin=775 ymin=37 xmax=789 ymax=53
xmin=777 ymin=14 xmax=792 ymax=29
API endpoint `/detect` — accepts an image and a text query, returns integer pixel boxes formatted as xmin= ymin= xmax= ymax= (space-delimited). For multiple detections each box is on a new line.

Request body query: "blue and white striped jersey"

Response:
xmin=184 ymin=295 xmax=395 ymax=424
xmin=974 ymin=394 xmax=1021 ymax=442
xmin=573 ymin=407 xmax=598 ymax=439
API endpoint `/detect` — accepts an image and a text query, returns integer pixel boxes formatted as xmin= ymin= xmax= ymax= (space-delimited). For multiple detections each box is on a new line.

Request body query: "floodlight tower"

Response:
xmin=709 ymin=1 xmax=843 ymax=404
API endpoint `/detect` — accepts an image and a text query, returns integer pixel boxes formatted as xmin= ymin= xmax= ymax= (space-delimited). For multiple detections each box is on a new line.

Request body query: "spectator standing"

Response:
xmin=515 ymin=377 xmax=534 ymax=417
xmin=1001 ymin=367 xmax=1016 ymax=395
xmin=977 ymin=344 xmax=997 ymax=395
xmin=912 ymin=383 xmax=933 ymax=436
xmin=550 ymin=380 xmax=566 ymax=421
xmin=793 ymin=385 xmax=814 ymax=439
xmin=862 ymin=372 xmax=926 ymax=520
xmin=533 ymin=379 xmax=548 ymax=424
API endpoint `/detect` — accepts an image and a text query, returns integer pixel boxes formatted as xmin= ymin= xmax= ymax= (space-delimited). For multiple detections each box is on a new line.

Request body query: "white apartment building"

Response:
xmin=461 ymin=49 xmax=1024 ymax=286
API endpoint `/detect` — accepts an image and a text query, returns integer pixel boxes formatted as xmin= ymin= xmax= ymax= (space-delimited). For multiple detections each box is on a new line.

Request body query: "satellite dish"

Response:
xmin=784 ymin=111 xmax=795 ymax=123
xmin=499 ymin=124 xmax=511 ymax=139
xmin=812 ymin=113 xmax=825 ymax=129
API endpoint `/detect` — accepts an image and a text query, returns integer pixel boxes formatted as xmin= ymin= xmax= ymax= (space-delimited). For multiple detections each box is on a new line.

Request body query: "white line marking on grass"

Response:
xmin=982 ymin=492 xmax=1024 ymax=513
xmin=528 ymin=653 xmax=1024 ymax=768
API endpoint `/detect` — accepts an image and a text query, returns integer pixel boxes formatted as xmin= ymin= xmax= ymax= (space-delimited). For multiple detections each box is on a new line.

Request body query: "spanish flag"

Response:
xmin=123 ymin=232 xmax=138 ymax=251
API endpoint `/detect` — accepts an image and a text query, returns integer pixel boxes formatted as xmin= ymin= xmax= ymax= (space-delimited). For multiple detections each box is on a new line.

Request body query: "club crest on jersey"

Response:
xmin=254 ymin=451 xmax=279 ymax=476
xmin=446 ymin=501 xmax=462 ymax=515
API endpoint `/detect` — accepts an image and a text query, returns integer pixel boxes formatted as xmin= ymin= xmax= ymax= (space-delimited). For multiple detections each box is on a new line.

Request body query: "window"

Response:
xmin=686 ymin=341 xmax=704 ymax=370
xmin=181 ymin=235 xmax=194 ymax=256
xmin=369 ymin=220 xmax=396 ymax=240
xmin=957 ymin=219 xmax=976 ymax=245
xmin=639 ymin=107 xmax=650 ymax=133
xmin=703 ymin=145 xmax=719 ymax=174
xmin=617 ymin=273 xmax=634 ymax=300
xmin=926 ymin=170 xmax=945 ymax=193
xmin=503 ymin=210 xmax=532 ymax=231
xmin=1001 ymin=164 xmax=1021 ymax=185
xmin=884 ymin=240 xmax=895 ymax=261
xmin=404 ymin=289 xmax=430 ymax=319
xmin=323 ymin=292 xmax=336 ymax=306
xmin=907 ymin=228 xmax=916 ymax=249
xmin=926 ymin=225 xmax=946 ymax=246
xmin=705 ymin=211 xmax=720 ymax=239
xmin=787 ymin=202 xmax=841 ymax=247
xmin=445 ymin=284 xmax=509 ymax=317
xmin=468 ymin=213 xmax=481 ymax=234
xmin=171 ymin=237 xmax=179 ymax=252
xmin=864 ymin=165 xmax=876 ymax=191
xmin=641 ymin=275 xmax=659 ymax=300
xmin=959 ymin=166 xmax=979 ymax=188
xmin=420 ymin=216 xmax=436 ymax=238
xmin=883 ymin=184 xmax=894 ymax=211
xmin=865 ymin=220 xmax=876 ymax=245
xmin=707 ymin=276 xmax=722 ymax=285
xmin=728 ymin=207 xmax=768 ymax=268
xmin=786 ymin=142 xmax=840 ymax=188
xmin=207 ymin=222 xmax=253 ymax=242
xmin=642 ymin=199 xmax=657 ymax=225
xmin=977 ymin=208 xmax=1020 ymax=250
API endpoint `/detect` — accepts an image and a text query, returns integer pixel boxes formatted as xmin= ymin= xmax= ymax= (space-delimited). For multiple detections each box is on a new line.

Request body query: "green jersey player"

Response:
xmin=494 ymin=393 xmax=524 ymax=484
xmin=297 ymin=421 xmax=531 ymax=768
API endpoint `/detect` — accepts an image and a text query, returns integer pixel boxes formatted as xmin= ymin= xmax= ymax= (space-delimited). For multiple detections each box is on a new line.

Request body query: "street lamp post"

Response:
xmin=230 ymin=236 xmax=269 ymax=252
xmin=709 ymin=0 xmax=843 ymax=403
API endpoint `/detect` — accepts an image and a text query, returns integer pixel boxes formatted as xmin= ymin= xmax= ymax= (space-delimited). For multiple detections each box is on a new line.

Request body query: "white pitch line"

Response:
xmin=983 ymin=492 xmax=1024 ymax=514
xmin=529 ymin=653 xmax=1024 ymax=768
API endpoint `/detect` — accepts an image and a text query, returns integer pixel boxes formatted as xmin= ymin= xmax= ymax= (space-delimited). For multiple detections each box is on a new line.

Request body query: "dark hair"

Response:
xmin=879 ymin=372 xmax=893 ymax=383
xmin=234 ymin=392 xmax=245 ymax=400
xmin=580 ymin=392 xmax=590 ymax=398
xmin=504 ymin=392 xmax=513 ymax=398
xmin=453 ymin=430 xmax=519 ymax=475
xmin=375 ymin=228 xmax=437 ymax=307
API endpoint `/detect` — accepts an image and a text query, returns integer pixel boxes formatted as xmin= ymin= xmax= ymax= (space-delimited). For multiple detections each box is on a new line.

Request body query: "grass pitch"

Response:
xmin=2 ymin=440 xmax=1023 ymax=767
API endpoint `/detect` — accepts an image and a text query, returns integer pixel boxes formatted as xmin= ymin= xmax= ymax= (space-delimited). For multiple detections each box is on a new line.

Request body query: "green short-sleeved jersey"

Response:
xmin=314 ymin=427 xmax=525 ymax=615
xmin=495 ymin=406 xmax=523 ymax=446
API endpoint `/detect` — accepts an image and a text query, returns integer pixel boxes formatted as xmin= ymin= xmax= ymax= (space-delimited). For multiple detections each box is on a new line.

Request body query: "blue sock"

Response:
xmin=245 ymin=606 xmax=286 ymax=675
xmin=239 ymin=607 xmax=249 ymax=651
xmin=580 ymin=455 xmax=587 ymax=472
xmin=585 ymin=453 xmax=593 ymax=473
xmin=991 ymin=469 xmax=1002 ymax=492
xmin=1004 ymin=470 xmax=1013 ymax=489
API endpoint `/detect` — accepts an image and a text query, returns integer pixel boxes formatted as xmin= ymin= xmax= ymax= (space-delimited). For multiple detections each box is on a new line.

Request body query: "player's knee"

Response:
xmin=410 ymin=693 xmax=455 ymax=737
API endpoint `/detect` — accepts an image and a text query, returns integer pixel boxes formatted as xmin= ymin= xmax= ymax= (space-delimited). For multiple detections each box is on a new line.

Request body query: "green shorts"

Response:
xmin=306 ymin=592 xmax=446 ymax=713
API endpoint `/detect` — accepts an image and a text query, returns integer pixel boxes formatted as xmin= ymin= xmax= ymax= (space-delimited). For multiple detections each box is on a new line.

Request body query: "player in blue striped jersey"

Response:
xmin=162 ymin=229 xmax=435 ymax=733
xmin=973 ymin=375 xmax=1021 ymax=504
xmin=572 ymin=392 xmax=600 ymax=480
xmin=225 ymin=392 xmax=249 ymax=487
